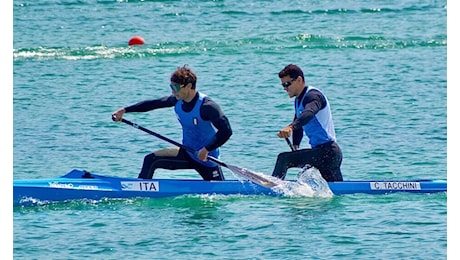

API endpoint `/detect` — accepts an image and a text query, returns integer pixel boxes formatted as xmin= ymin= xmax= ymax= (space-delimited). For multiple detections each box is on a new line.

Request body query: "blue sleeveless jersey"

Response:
xmin=175 ymin=92 xmax=219 ymax=167
xmin=295 ymin=86 xmax=336 ymax=148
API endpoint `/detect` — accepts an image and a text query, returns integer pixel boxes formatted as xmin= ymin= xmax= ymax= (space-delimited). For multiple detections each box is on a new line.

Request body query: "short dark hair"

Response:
xmin=170 ymin=64 xmax=197 ymax=89
xmin=278 ymin=64 xmax=305 ymax=83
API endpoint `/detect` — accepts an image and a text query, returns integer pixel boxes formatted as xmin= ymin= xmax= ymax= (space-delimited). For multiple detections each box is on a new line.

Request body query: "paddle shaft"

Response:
xmin=120 ymin=118 xmax=229 ymax=167
xmin=285 ymin=138 xmax=295 ymax=151
xmin=119 ymin=118 xmax=279 ymax=187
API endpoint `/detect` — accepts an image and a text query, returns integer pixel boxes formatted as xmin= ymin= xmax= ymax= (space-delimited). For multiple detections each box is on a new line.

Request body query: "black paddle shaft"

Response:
xmin=119 ymin=118 xmax=279 ymax=188
xmin=120 ymin=118 xmax=228 ymax=167
xmin=285 ymin=138 xmax=295 ymax=151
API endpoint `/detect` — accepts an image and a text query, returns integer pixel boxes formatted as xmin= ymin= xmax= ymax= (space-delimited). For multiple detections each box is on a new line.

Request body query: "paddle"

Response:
xmin=285 ymin=137 xmax=295 ymax=151
xmin=118 ymin=118 xmax=279 ymax=188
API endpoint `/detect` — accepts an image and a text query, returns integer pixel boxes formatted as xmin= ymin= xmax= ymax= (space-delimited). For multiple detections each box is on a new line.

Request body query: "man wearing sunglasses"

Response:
xmin=112 ymin=65 xmax=232 ymax=181
xmin=272 ymin=64 xmax=343 ymax=182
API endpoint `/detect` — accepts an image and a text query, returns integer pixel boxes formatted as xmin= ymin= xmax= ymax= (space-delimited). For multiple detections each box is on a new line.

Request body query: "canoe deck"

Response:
xmin=13 ymin=169 xmax=447 ymax=206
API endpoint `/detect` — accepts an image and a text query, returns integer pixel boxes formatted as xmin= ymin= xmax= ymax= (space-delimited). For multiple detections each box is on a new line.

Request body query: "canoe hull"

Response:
xmin=13 ymin=169 xmax=447 ymax=206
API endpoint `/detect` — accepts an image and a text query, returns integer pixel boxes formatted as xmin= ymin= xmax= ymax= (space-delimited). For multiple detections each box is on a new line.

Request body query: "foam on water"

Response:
xmin=230 ymin=165 xmax=334 ymax=198
xmin=273 ymin=166 xmax=334 ymax=198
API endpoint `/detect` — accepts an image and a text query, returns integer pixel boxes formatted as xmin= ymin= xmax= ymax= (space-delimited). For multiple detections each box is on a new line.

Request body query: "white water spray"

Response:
xmin=273 ymin=166 xmax=334 ymax=197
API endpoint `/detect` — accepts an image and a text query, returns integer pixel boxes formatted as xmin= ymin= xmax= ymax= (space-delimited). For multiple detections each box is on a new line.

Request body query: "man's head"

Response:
xmin=170 ymin=64 xmax=197 ymax=90
xmin=278 ymin=64 xmax=306 ymax=98
xmin=170 ymin=65 xmax=198 ymax=102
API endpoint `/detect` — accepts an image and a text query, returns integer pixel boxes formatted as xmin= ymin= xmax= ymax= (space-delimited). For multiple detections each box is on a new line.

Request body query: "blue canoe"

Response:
xmin=13 ymin=169 xmax=447 ymax=206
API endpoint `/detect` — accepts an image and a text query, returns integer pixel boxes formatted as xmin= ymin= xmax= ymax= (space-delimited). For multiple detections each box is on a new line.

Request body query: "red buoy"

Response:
xmin=128 ymin=36 xmax=145 ymax=46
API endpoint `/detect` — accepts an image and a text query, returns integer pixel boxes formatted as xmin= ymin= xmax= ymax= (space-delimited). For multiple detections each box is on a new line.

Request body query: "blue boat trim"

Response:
xmin=13 ymin=169 xmax=447 ymax=206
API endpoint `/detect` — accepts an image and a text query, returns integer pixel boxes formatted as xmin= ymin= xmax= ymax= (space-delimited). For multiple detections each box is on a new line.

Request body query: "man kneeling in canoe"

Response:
xmin=272 ymin=64 xmax=343 ymax=182
xmin=112 ymin=65 xmax=233 ymax=181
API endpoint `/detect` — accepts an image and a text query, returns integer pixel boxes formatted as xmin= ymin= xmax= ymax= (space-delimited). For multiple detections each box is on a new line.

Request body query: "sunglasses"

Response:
xmin=281 ymin=78 xmax=297 ymax=88
xmin=170 ymin=83 xmax=183 ymax=92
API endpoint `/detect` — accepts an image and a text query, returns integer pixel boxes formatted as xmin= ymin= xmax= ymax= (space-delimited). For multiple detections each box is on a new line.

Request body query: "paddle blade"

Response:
xmin=225 ymin=164 xmax=280 ymax=188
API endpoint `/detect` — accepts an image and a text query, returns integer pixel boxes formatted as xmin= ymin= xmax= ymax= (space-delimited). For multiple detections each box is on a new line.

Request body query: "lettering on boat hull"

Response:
xmin=370 ymin=182 xmax=421 ymax=190
xmin=48 ymin=182 xmax=98 ymax=190
xmin=121 ymin=181 xmax=159 ymax=192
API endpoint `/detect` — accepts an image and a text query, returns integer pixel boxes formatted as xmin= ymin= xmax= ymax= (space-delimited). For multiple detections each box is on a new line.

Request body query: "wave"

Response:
xmin=13 ymin=35 xmax=446 ymax=61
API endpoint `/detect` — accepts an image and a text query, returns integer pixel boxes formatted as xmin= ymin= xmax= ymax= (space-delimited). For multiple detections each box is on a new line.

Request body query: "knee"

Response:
xmin=277 ymin=151 xmax=289 ymax=160
xmin=142 ymin=153 xmax=158 ymax=168
xmin=144 ymin=153 xmax=156 ymax=161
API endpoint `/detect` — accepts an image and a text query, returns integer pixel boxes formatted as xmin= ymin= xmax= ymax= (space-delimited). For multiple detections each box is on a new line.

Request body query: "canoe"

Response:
xmin=13 ymin=169 xmax=447 ymax=206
